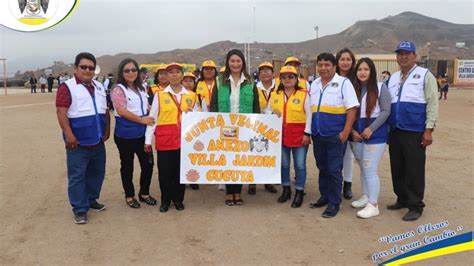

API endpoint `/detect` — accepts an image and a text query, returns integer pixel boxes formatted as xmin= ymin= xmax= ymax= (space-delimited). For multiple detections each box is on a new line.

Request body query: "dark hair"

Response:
xmin=116 ymin=58 xmax=143 ymax=91
xmin=198 ymin=66 xmax=217 ymax=82
xmin=182 ymin=76 xmax=197 ymax=92
xmin=223 ymin=49 xmax=251 ymax=84
xmin=276 ymin=73 xmax=303 ymax=94
xmin=336 ymin=48 xmax=356 ymax=78
xmin=153 ymin=69 xmax=167 ymax=85
xmin=74 ymin=52 xmax=96 ymax=67
xmin=353 ymin=57 xmax=379 ymax=120
xmin=316 ymin=53 xmax=337 ymax=66
xmin=382 ymin=70 xmax=391 ymax=75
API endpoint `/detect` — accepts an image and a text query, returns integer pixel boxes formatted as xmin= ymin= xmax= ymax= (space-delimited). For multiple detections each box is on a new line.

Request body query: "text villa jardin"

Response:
xmin=185 ymin=114 xmax=280 ymax=182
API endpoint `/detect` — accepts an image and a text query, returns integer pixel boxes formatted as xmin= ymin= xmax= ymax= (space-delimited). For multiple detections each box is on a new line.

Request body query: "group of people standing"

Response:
xmin=56 ymin=40 xmax=438 ymax=225
xmin=30 ymin=73 xmax=69 ymax=93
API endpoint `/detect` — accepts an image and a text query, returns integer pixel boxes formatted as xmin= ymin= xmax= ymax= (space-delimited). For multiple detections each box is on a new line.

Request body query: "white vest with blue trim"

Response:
xmin=113 ymin=84 xmax=148 ymax=118
xmin=113 ymin=84 xmax=148 ymax=139
xmin=65 ymin=78 xmax=107 ymax=145
xmin=355 ymin=82 xmax=388 ymax=144
xmin=388 ymin=66 xmax=428 ymax=132
xmin=310 ymin=73 xmax=350 ymax=136
xmin=360 ymin=82 xmax=383 ymax=119
xmin=66 ymin=78 xmax=107 ymax=118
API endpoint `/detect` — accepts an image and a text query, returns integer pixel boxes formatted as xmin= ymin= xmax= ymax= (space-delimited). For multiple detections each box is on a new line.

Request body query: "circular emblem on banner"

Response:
xmin=1 ymin=0 xmax=79 ymax=32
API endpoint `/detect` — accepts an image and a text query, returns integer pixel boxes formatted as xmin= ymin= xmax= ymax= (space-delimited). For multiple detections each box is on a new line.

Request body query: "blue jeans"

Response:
xmin=312 ymin=134 xmax=346 ymax=206
xmin=281 ymin=145 xmax=309 ymax=191
xmin=350 ymin=142 xmax=385 ymax=204
xmin=66 ymin=142 xmax=106 ymax=214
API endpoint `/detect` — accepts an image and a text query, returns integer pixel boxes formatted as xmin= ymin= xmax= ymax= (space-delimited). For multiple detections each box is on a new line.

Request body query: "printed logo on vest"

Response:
xmin=164 ymin=99 xmax=171 ymax=104
xmin=292 ymin=98 xmax=300 ymax=105
xmin=332 ymin=82 xmax=339 ymax=87
xmin=413 ymin=74 xmax=421 ymax=79
xmin=186 ymin=98 xmax=192 ymax=106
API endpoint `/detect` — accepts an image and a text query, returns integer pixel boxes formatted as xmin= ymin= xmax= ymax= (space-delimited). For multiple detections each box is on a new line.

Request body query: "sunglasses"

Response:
xmin=281 ymin=75 xmax=296 ymax=80
xmin=79 ymin=65 xmax=95 ymax=71
xmin=123 ymin=68 xmax=138 ymax=74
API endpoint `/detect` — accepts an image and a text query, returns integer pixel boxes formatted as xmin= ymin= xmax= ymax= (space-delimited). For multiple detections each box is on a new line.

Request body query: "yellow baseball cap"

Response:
xmin=284 ymin=56 xmax=301 ymax=66
xmin=279 ymin=66 xmax=297 ymax=75
xmin=183 ymin=72 xmax=196 ymax=79
xmin=166 ymin=62 xmax=183 ymax=71
xmin=219 ymin=66 xmax=226 ymax=73
xmin=202 ymin=60 xmax=217 ymax=68
xmin=258 ymin=62 xmax=273 ymax=70
xmin=156 ymin=64 xmax=167 ymax=72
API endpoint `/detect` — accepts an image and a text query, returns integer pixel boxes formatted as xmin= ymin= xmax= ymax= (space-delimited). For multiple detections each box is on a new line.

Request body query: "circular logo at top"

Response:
xmin=1 ymin=0 xmax=79 ymax=32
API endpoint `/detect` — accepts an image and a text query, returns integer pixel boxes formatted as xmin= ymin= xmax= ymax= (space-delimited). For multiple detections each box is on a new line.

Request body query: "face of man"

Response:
xmin=396 ymin=51 xmax=417 ymax=70
xmin=258 ymin=67 xmax=273 ymax=83
xmin=317 ymin=60 xmax=336 ymax=81
xmin=74 ymin=59 xmax=95 ymax=83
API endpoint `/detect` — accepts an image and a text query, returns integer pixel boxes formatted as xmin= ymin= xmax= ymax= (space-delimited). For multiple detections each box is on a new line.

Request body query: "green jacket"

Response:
xmin=210 ymin=75 xmax=260 ymax=114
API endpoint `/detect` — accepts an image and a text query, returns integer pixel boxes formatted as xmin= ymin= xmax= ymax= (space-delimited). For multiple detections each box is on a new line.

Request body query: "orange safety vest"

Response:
xmin=155 ymin=90 xmax=197 ymax=150
xmin=269 ymin=89 xmax=307 ymax=147
xmin=195 ymin=79 xmax=216 ymax=109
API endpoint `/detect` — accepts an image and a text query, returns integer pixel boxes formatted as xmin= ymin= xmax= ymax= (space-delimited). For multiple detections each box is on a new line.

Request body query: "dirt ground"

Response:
xmin=0 ymin=88 xmax=473 ymax=265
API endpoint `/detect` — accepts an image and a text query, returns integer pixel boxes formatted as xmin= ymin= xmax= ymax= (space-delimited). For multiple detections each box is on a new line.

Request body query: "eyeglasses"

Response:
xmin=123 ymin=68 xmax=138 ymax=74
xmin=79 ymin=65 xmax=95 ymax=71
xmin=281 ymin=75 xmax=296 ymax=80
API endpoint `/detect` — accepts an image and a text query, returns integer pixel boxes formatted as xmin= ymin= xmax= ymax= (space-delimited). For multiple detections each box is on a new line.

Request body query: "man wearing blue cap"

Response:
xmin=386 ymin=41 xmax=439 ymax=221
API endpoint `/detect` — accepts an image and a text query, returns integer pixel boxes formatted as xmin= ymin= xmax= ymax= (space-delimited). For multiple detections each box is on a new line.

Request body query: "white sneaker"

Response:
xmin=357 ymin=203 xmax=379 ymax=219
xmin=218 ymin=184 xmax=226 ymax=191
xmin=351 ymin=195 xmax=368 ymax=208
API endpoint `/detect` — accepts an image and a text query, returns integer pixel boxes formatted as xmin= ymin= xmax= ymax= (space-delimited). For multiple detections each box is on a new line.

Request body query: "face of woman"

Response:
xmin=182 ymin=77 xmax=195 ymax=91
xmin=167 ymin=67 xmax=183 ymax=86
xmin=123 ymin=62 xmax=138 ymax=85
xmin=158 ymin=70 xmax=168 ymax=85
xmin=338 ymin=52 xmax=353 ymax=74
xmin=202 ymin=67 xmax=216 ymax=80
xmin=281 ymin=74 xmax=297 ymax=88
xmin=356 ymin=62 xmax=370 ymax=84
xmin=228 ymin=55 xmax=243 ymax=74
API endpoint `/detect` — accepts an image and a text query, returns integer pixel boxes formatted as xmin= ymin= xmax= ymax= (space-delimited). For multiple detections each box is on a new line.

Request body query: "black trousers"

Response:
xmin=114 ymin=135 xmax=153 ymax=198
xmin=157 ymin=149 xmax=185 ymax=204
xmin=388 ymin=129 xmax=426 ymax=212
xmin=48 ymin=84 xmax=53 ymax=92
xmin=226 ymin=185 xmax=242 ymax=195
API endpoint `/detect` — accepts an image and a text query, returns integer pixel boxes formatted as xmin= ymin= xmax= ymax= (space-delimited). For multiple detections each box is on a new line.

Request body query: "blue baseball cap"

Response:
xmin=395 ymin=41 xmax=416 ymax=53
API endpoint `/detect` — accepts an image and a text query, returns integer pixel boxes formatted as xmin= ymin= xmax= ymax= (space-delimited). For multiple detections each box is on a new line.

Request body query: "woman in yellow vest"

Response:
xmin=336 ymin=48 xmax=357 ymax=200
xmin=182 ymin=72 xmax=197 ymax=92
xmin=196 ymin=60 xmax=218 ymax=110
xmin=210 ymin=49 xmax=260 ymax=206
xmin=145 ymin=63 xmax=198 ymax=212
xmin=247 ymin=62 xmax=278 ymax=195
xmin=274 ymin=56 xmax=310 ymax=90
xmin=181 ymin=72 xmax=200 ymax=191
xmin=266 ymin=66 xmax=312 ymax=208
xmin=147 ymin=65 xmax=169 ymax=105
